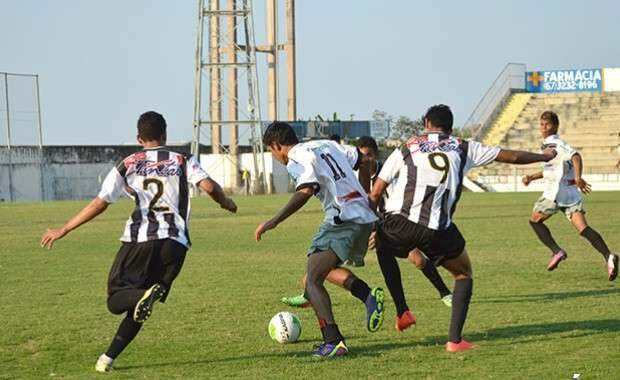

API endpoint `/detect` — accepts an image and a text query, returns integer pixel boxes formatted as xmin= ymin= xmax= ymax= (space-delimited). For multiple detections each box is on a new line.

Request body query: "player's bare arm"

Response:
xmin=368 ymin=177 xmax=389 ymax=212
xmin=495 ymin=148 xmax=556 ymax=164
xmin=40 ymin=197 xmax=109 ymax=249
xmin=197 ymin=178 xmax=238 ymax=212
xmin=522 ymin=171 xmax=543 ymax=186
xmin=571 ymin=153 xmax=591 ymax=194
xmin=254 ymin=186 xmax=314 ymax=241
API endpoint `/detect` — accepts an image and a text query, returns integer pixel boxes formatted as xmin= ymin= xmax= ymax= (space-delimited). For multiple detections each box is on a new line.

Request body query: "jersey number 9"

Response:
xmin=428 ymin=153 xmax=449 ymax=184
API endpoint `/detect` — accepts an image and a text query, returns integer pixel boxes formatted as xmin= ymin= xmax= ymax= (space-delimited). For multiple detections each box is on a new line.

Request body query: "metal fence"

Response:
xmin=463 ymin=63 xmax=526 ymax=139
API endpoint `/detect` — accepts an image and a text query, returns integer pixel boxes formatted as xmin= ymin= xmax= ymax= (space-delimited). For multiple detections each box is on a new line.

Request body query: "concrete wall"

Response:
xmin=0 ymin=145 xmax=144 ymax=202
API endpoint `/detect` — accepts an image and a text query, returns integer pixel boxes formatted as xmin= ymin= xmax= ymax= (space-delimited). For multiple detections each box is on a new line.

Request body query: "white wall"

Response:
xmin=603 ymin=68 xmax=620 ymax=92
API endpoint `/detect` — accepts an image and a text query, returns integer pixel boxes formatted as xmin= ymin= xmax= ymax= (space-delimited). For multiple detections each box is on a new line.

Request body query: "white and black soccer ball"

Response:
xmin=268 ymin=311 xmax=302 ymax=343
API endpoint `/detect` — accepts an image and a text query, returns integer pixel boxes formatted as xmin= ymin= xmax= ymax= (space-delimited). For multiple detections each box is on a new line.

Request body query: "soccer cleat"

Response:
xmin=395 ymin=310 xmax=416 ymax=332
xmin=365 ymin=287 xmax=385 ymax=332
xmin=133 ymin=284 xmax=166 ymax=323
xmin=312 ymin=340 xmax=348 ymax=358
xmin=95 ymin=354 xmax=113 ymax=373
xmin=281 ymin=294 xmax=311 ymax=308
xmin=441 ymin=294 xmax=453 ymax=308
xmin=446 ymin=340 xmax=479 ymax=352
xmin=608 ymin=253 xmax=619 ymax=281
xmin=547 ymin=250 xmax=567 ymax=271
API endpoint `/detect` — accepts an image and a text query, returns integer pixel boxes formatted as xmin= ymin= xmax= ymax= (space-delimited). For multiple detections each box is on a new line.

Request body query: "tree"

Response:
xmin=391 ymin=115 xmax=424 ymax=140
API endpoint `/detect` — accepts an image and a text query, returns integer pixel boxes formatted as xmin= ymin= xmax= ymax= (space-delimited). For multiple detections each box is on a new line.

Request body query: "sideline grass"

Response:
xmin=1 ymin=192 xmax=619 ymax=379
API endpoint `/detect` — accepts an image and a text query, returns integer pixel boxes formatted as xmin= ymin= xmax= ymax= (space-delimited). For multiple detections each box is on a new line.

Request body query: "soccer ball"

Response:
xmin=268 ymin=311 xmax=302 ymax=343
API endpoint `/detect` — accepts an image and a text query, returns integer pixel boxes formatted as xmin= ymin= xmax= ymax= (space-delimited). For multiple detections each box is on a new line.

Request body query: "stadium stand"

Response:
xmin=470 ymin=92 xmax=620 ymax=189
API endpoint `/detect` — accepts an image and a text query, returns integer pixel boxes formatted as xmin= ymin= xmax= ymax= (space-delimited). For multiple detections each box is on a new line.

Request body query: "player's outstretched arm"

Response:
xmin=40 ymin=197 xmax=110 ymax=249
xmin=571 ymin=153 xmax=591 ymax=194
xmin=495 ymin=148 xmax=556 ymax=164
xmin=255 ymin=187 xmax=314 ymax=241
xmin=522 ymin=171 xmax=543 ymax=186
xmin=197 ymin=178 xmax=237 ymax=213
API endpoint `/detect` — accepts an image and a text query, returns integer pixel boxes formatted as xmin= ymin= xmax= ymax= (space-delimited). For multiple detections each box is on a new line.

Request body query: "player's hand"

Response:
xmin=541 ymin=147 xmax=557 ymax=161
xmin=522 ymin=175 xmax=531 ymax=186
xmin=221 ymin=197 xmax=238 ymax=213
xmin=255 ymin=220 xmax=276 ymax=241
xmin=368 ymin=231 xmax=377 ymax=250
xmin=575 ymin=178 xmax=591 ymax=194
xmin=40 ymin=228 xmax=68 ymax=250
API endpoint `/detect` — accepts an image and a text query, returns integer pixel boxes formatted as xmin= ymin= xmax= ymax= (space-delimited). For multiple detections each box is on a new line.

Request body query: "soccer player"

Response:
xmin=522 ymin=111 xmax=618 ymax=280
xmin=255 ymin=122 xmax=384 ymax=358
xmin=369 ymin=104 xmax=556 ymax=352
xmin=282 ymin=135 xmax=453 ymax=309
xmin=40 ymin=111 xmax=237 ymax=372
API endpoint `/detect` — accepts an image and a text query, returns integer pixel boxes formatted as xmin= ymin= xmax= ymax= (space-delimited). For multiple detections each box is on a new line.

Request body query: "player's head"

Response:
xmin=539 ymin=111 xmax=559 ymax=137
xmin=137 ymin=111 xmax=167 ymax=145
xmin=423 ymin=104 xmax=453 ymax=134
xmin=356 ymin=136 xmax=378 ymax=161
xmin=329 ymin=134 xmax=341 ymax=142
xmin=263 ymin=121 xmax=299 ymax=164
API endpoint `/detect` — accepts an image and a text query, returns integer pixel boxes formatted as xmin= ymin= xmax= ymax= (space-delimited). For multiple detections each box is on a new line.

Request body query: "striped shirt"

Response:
xmin=97 ymin=147 xmax=209 ymax=247
xmin=379 ymin=133 xmax=499 ymax=230
xmin=540 ymin=134 xmax=581 ymax=206
xmin=287 ymin=140 xmax=378 ymax=225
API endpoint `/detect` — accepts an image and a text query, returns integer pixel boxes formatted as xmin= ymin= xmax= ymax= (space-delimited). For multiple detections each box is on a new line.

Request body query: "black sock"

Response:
xmin=421 ymin=261 xmax=451 ymax=298
xmin=321 ymin=323 xmax=344 ymax=344
xmin=529 ymin=221 xmax=562 ymax=254
xmin=580 ymin=227 xmax=611 ymax=260
xmin=376 ymin=249 xmax=409 ymax=317
xmin=448 ymin=278 xmax=473 ymax=343
xmin=105 ymin=315 xmax=143 ymax=359
xmin=345 ymin=277 xmax=371 ymax=303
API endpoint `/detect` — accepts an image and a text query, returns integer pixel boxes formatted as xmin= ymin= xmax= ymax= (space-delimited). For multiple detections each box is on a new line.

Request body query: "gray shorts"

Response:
xmin=307 ymin=221 xmax=373 ymax=264
xmin=533 ymin=197 xmax=585 ymax=219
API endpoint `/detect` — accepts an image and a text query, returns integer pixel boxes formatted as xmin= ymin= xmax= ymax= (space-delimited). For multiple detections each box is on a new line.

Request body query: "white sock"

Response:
xmin=98 ymin=354 xmax=114 ymax=364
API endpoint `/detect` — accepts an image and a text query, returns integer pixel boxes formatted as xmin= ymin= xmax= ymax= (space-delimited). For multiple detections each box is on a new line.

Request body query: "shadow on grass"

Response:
xmin=114 ymin=319 xmax=620 ymax=370
xmin=412 ymin=318 xmax=620 ymax=348
xmin=477 ymin=288 xmax=620 ymax=304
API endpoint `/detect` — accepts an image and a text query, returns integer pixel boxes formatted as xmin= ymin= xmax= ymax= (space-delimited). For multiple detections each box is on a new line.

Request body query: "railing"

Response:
xmin=464 ymin=63 xmax=527 ymax=140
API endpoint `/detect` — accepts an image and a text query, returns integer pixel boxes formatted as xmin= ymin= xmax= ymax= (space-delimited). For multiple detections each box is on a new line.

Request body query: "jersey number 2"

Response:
xmin=320 ymin=153 xmax=346 ymax=180
xmin=143 ymin=178 xmax=170 ymax=212
xmin=428 ymin=153 xmax=449 ymax=184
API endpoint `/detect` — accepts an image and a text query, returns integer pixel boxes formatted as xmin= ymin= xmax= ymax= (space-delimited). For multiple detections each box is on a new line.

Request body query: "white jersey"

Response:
xmin=540 ymin=134 xmax=581 ymax=206
xmin=379 ymin=133 xmax=500 ymax=230
xmin=287 ymin=140 xmax=378 ymax=225
xmin=97 ymin=147 xmax=209 ymax=247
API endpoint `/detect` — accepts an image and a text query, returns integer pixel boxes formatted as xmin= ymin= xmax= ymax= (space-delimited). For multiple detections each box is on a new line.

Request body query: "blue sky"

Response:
xmin=1 ymin=0 xmax=619 ymax=145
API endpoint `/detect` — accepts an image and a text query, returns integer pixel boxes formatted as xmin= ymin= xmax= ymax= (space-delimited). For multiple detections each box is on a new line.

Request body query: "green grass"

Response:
xmin=1 ymin=192 xmax=619 ymax=379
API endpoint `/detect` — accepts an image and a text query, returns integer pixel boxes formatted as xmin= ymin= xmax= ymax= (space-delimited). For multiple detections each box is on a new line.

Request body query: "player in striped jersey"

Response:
xmin=40 ymin=111 xmax=237 ymax=372
xmin=255 ymin=122 xmax=384 ymax=358
xmin=369 ymin=105 xmax=556 ymax=352
xmin=522 ymin=111 xmax=618 ymax=279
xmin=281 ymin=136 xmax=453 ymax=310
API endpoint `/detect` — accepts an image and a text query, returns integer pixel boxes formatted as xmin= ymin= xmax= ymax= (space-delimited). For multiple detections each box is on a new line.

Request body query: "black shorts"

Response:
xmin=376 ymin=214 xmax=465 ymax=266
xmin=108 ymin=238 xmax=187 ymax=303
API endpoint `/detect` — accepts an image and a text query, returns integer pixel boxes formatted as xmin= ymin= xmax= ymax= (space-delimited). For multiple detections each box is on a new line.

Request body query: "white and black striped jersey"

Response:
xmin=287 ymin=140 xmax=378 ymax=225
xmin=540 ymin=134 xmax=581 ymax=206
xmin=97 ymin=147 xmax=209 ymax=247
xmin=379 ymin=133 xmax=500 ymax=230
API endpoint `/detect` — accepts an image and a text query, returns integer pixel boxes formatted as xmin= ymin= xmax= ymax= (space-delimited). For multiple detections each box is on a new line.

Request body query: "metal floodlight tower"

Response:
xmin=191 ymin=0 xmax=266 ymax=193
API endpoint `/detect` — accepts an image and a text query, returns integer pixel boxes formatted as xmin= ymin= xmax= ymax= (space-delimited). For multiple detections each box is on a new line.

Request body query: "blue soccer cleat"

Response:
xmin=365 ymin=287 xmax=385 ymax=332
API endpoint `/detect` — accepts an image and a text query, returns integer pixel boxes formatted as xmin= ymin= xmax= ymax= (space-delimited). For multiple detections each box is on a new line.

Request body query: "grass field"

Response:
xmin=2 ymin=191 xmax=619 ymax=379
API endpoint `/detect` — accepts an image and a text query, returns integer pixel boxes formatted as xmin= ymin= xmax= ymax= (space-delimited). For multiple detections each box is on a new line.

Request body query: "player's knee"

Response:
xmin=106 ymin=297 xmax=125 ymax=315
xmin=529 ymin=217 xmax=543 ymax=224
